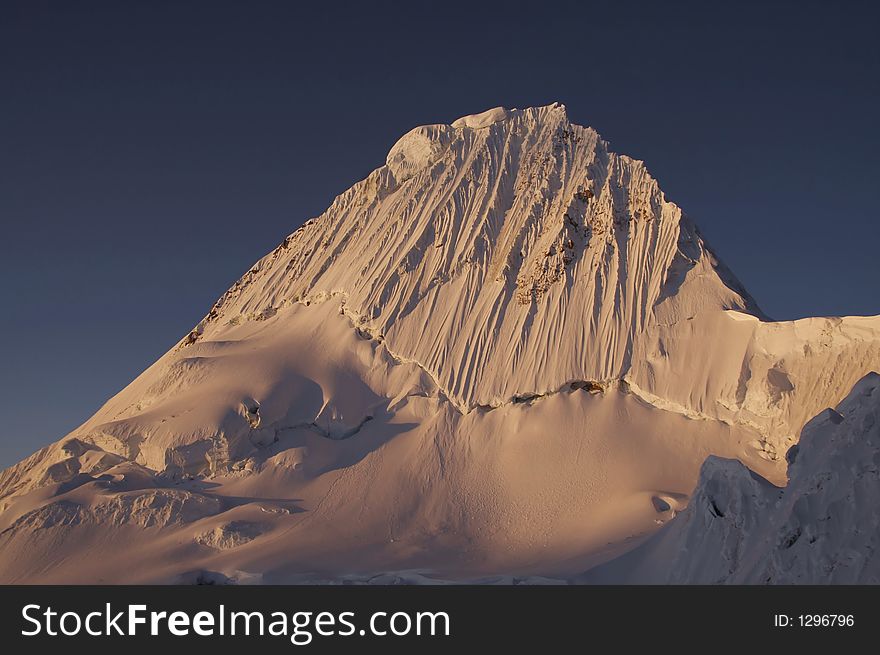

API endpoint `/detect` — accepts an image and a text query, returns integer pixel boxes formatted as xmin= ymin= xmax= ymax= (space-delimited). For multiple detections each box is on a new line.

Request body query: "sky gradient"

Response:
xmin=1 ymin=0 xmax=879 ymax=467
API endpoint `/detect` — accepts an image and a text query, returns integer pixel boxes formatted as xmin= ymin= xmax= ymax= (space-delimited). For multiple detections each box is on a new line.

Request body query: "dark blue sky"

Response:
xmin=1 ymin=0 xmax=878 ymax=467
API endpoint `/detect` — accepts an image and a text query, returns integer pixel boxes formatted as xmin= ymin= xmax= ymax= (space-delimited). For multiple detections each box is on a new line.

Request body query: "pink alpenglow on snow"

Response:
xmin=1 ymin=105 xmax=878 ymax=584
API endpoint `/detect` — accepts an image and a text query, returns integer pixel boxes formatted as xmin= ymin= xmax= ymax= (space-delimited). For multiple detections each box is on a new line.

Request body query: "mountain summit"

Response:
xmin=1 ymin=105 xmax=878 ymax=583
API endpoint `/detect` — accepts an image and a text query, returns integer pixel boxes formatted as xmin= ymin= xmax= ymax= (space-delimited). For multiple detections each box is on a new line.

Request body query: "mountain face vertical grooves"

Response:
xmin=230 ymin=105 xmax=711 ymax=406
xmin=167 ymin=103 xmax=877 ymax=446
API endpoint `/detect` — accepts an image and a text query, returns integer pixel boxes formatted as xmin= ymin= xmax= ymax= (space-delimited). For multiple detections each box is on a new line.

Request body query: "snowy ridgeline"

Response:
xmin=584 ymin=373 xmax=880 ymax=584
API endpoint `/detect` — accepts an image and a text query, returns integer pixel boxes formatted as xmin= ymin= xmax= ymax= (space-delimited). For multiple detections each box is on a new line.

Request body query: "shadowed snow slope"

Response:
xmin=582 ymin=373 xmax=880 ymax=583
xmin=1 ymin=105 xmax=878 ymax=583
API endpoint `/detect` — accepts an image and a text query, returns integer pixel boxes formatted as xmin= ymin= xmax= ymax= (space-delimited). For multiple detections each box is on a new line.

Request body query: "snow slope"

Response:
xmin=583 ymin=373 xmax=880 ymax=584
xmin=1 ymin=105 xmax=878 ymax=583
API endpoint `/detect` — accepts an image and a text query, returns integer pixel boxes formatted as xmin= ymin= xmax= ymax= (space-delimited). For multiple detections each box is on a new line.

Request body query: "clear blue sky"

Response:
xmin=1 ymin=0 xmax=878 ymax=467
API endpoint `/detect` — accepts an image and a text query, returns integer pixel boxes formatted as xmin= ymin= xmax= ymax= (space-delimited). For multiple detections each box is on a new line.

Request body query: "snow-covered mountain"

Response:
xmin=1 ymin=104 xmax=878 ymax=583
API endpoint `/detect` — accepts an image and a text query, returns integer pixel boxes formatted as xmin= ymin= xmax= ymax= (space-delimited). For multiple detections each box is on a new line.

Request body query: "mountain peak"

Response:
xmin=450 ymin=105 xmax=513 ymax=129
xmin=1 ymin=106 xmax=878 ymax=583
xmin=387 ymin=103 xmax=574 ymax=183
xmin=187 ymin=105 xmax=757 ymax=412
xmin=449 ymin=102 xmax=567 ymax=130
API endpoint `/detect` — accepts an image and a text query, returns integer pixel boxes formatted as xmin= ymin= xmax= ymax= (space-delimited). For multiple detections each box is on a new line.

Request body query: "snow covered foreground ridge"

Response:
xmin=584 ymin=372 xmax=880 ymax=584
xmin=1 ymin=104 xmax=878 ymax=583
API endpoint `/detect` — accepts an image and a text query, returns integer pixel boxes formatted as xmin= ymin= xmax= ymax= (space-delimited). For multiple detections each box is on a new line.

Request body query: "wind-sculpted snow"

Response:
xmin=0 ymin=105 xmax=878 ymax=583
xmin=184 ymin=104 xmax=761 ymax=410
